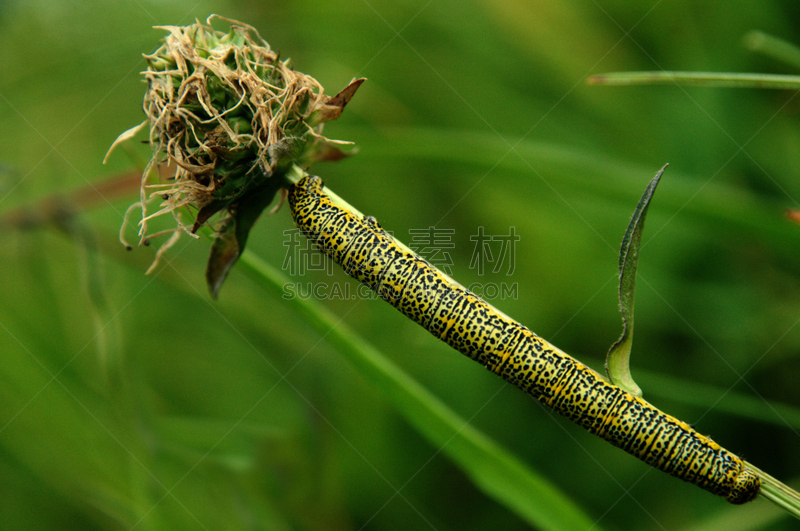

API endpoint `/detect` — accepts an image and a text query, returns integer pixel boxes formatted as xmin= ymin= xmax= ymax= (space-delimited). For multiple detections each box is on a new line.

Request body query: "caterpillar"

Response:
xmin=287 ymin=175 xmax=760 ymax=505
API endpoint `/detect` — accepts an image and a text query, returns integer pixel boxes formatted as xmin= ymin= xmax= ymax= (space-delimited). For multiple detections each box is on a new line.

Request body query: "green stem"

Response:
xmin=744 ymin=462 xmax=800 ymax=518
xmin=587 ymin=71 xmax=800 ymax=90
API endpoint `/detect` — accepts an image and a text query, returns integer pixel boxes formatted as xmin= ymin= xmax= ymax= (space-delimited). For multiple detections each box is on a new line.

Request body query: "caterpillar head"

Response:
xmin=726 ymin=468 xmax=760 ymax=505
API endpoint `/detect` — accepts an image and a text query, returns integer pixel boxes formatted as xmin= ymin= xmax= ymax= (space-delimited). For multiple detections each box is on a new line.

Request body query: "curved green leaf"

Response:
xmin=605 ymin=164 xmax=667 ymax=397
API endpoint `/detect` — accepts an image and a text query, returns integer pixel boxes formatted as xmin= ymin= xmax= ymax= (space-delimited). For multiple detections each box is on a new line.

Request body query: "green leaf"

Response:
xmin=606 ymin=164 xmax=667 ymax=397
xmin=206 ymin=217 xmax=240 ymax=299
xmin=205 ymin=181 xmax=281 ymax=298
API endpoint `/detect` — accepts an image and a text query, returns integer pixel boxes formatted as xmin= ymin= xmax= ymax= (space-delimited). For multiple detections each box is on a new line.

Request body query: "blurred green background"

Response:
xmin=2 ymin=0 xmax=800 ymax=529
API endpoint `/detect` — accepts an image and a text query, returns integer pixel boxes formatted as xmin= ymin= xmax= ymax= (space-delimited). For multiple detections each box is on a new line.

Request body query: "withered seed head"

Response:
xmin=109 ymin=15 xmax=362 ymax=273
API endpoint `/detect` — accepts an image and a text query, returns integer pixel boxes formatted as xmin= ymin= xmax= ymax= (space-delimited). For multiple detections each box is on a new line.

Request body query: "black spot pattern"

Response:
xmin=288 ymin=176 xmax=760 ymax=505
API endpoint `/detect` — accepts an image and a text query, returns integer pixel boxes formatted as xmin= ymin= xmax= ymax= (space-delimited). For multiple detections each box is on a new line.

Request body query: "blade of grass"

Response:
xmin=235 ymin=249 xmax=601 ymax=531
xmin=587 ymin=71 xmax=800 ymax=89
xmin=743 ymin=31 xmax=800 ymax=71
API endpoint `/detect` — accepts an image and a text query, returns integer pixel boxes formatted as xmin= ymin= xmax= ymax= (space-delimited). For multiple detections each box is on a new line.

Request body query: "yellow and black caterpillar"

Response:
xmin=288 ymin=175 xmax=760 ymax=504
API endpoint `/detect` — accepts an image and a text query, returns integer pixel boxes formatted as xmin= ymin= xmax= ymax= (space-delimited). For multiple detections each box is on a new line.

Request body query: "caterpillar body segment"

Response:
xmin=287 ymin=175 xmax=760 ymax=505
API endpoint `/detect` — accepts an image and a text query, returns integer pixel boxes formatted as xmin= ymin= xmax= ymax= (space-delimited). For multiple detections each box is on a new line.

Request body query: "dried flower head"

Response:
xmin=108 ymin=15 xmax=362 ymax=274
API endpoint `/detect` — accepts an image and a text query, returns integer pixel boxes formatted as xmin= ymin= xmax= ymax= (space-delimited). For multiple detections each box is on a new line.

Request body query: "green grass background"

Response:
xmin=1 ymin=0 xmax=800 ymax=529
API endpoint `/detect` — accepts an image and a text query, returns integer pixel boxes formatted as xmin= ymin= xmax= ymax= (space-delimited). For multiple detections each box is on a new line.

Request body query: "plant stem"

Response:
xmin=587 ymin=71 xmax=800 ymax=90
xmin=745 ymin=462 xmax=800 ymax=519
